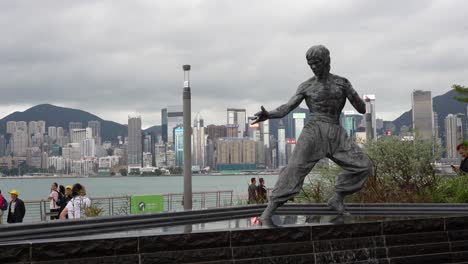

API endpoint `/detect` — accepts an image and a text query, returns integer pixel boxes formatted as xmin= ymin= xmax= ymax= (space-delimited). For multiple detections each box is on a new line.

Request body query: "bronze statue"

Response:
xmin=251 ymin=45 xmax=372 ymax=227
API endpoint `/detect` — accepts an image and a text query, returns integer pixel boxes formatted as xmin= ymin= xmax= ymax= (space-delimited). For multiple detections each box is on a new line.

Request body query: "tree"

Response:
xmin=453 ymin=84 xmax=468 ymax=103
xmin=299 ymin=136 xmax=442 ymax=203
xmin=119 ymin=168 xmax=127 ymax=176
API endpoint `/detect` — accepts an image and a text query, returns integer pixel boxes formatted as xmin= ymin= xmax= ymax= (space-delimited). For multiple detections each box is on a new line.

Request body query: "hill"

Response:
xmin=0 ymin=104 xmax=128 ymax=142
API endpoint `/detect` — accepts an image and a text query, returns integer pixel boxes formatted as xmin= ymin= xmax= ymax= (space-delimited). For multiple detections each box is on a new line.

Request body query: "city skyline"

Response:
xmin=0 ymin=1 xmax=467 ymax=128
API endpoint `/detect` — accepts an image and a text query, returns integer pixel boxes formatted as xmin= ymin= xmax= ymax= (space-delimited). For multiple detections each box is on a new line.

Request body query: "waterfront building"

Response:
xmin=68 ymin=122 xmax=82 ymax=133
xmin=6 ymin=121 xmax=16 ymax=134
xmin=12 ymin=130 xmax=28 ymax=157
xmin=128 ymin=116 xmax=142 ymax=169
xmin=174 ymin=127 xmax=184 ymax=167
xmin=445 ymin=114 xmax=464 ymax=159
xmin=412 ymin=90 xmax=433 ymax=140
xmin=227 ymin=108 xmax=246 ymax=138
xmin=166 ymin=105 xmax=183 ymax=145
xmin=87 ymin=120 xmax=101 ymax=145
xmin=81 ymin=138 xmax=96 ymax=158
xmin=192 ymin=115 xmax=206 ymax=168
xmin=277 ymin=121 xmax=286 ymax=168
xmin=363 ymin=94 xmax=376 ymax=140
xmin=48 ymin=126 xmax=57 ymax=140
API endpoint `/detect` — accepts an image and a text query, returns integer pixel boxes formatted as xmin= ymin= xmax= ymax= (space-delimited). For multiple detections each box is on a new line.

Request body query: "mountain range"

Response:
xmin=0 ymin=89 xmax=465 ymax=141
xmin=0 ymin=104 xmax=160 ymax=142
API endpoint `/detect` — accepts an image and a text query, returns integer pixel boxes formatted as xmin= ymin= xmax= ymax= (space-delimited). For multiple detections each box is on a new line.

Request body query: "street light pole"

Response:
xmin=183 ymin=65 xmax=192 ymax=210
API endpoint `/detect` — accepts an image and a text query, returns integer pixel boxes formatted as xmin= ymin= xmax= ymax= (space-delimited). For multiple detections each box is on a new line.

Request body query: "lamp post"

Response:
xmin=183 ymin=65 xmax=192 ymax=210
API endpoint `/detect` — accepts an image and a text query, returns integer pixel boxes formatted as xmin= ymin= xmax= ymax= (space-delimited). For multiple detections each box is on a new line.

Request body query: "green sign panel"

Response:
xmin=131 ymin=195 xmax=164 ymax=214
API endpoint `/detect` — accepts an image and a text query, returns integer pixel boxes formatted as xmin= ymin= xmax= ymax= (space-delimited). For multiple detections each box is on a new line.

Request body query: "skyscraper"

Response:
xmin=161 ymin=108 xmax=168 ymax=143
xmin=363 ymin=94 xmax=376 ymax=140
xmin=167 ymin=106 xmax=183 ymax=145
xmin=445 ymin=114 xmax=464 ymax=159
xmin=412 ymin=90 xmax=433 ymax=140
xmin=343 ymin=111 xmax=358 ymax=138
xmin=128 ymin=116 xmax=142 ymax=168
xmin=262 ymin=120 xmax=270 ymax=148
xmin=0 ymin=134 xmax=6 ymax=157
xmin=57 ymin=127 xmax=64 ymax=137
xmin=70 ymin=128 xmax=89 ymax=143
xmin=87 ymin=120 xmax=101 ymax=145
xmin=192 ymin=115 xmax=205 ymax=168
xmin=293 ymin=113 xmax=306 ymax=140
xmin=277 ymin=121 xmax=286 ymax=168
xmin=227 ymin=108 xmax=246 ymax=138
xmin=48 ymin=126 xmax=57 ymax=140
xmin=81 ymin=138 xmax=96 ymax=158
xmin=12 ymin=130 xmax=28 ymax=157
xmin=69 ymin=122 xmax=82 ymax=133
xmin=174 ymin=127 xmax=184 ymax=167
xmin=6 ymin=121 xmax=16 ymax=134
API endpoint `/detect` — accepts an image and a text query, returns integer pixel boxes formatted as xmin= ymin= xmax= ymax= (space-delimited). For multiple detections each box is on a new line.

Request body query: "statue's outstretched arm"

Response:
xmin=345 ymin=81 xmax=366 ymax=114
xmin=251 ymin=86 xmax=305 ymax=124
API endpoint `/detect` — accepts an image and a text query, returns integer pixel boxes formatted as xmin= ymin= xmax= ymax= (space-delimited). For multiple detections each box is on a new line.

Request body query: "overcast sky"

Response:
xmin=0 ymin=0 xmax=467 ymax=128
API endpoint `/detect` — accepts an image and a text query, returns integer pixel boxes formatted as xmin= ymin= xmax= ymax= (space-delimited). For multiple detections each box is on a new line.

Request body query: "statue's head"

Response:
xmin=306 ymin=45 xmax=330 ymax=78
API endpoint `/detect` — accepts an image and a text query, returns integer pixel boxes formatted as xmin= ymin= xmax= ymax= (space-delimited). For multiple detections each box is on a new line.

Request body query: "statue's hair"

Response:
xmin=306 ymin=45 xmax=330 ymax=62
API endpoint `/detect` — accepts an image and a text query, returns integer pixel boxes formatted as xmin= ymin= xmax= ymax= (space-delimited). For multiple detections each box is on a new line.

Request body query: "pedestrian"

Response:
xmin=47 ymin=182 xmax=61 ymax=220
xmin=257 ymin=178 xmax=268 ymax=204
xmin=7 ymin=190 xmax=26 ymax=224
xmin=452 ymin=143 xmax=468 ymax=175
xmin=58 ymin=185 xmax=73 ymax=218
xmin=0 ymin=189 xmax=8 ymax=224
xmin=248 ymin=177 xmax=258 ymax=204
xmin=59 ymin=183 xmax=91 ymax=220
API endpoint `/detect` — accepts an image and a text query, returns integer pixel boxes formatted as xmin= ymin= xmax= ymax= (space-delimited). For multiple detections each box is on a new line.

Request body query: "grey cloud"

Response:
xmin=0 ymin=0 xmax=467 ymax=127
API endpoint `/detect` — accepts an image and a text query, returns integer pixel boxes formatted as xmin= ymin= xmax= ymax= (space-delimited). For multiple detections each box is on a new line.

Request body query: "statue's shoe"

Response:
xmin=327 ymin=196 xmax=351 ymax=216
xmin=258 ymin=216 xmax=280 ymax=228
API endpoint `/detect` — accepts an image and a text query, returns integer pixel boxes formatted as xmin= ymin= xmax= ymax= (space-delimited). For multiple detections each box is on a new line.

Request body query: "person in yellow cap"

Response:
xmin=58 ymin=185 xmax=73 ymax=218
xmin=7 ymin=189 xmax=25 ymax=224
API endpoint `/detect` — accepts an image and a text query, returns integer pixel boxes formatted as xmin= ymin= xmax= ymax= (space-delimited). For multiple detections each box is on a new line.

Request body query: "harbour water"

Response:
xmin=0 ymin=174 xmax=279 ymax=201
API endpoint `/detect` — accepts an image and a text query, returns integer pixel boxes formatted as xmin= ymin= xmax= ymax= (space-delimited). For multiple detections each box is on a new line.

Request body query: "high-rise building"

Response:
xmin=81 ymin=138 xmax=96 ymax=158
xmin=161 ymin=108 xmax=168 ymax=143
xmin=343 ymin=111 xmax=358 ymax=138
xmin=128 ymin=116 xmax=142 ymax=168
xmin=433 ymin=112 xmax=440 ymax=140
xmin=57 ymin=127 xmax=64 ymax=137
xmin=277 ymin=121 xmax=286 ymax=168
xmin=262 ymin=120 xmax=270 ymax=148
xmin=48 ymin=126 xmax=57 ymax=140
xmin=206 ymin=125 xmax=227 ymax=140
xmin=6 ymin=121 xmax=16 ymax=134
xmin=226 ymin=124 xmax=238 ymax=138
xmin=412 ymin=90 xmax=433 ymax=140
xmin=215 ymin=138 xmax=257 ymax=170
xmin=0 ymin=134 xmax=6 ymax=157
xmin=445 ymin=114 xmax=464 ymax=159
xmin=70 ymin=128 xmax=89 ymax=143
xmin=87 ymin=120 xmax=101 ymax=145
xmin=293 ymin=113 xmax=306 ymax=140
xmin=227 ymin=108 xmax=246 ymax=138
xmin=69 ymin=122 xmax=82 ymax=133
xmin=192 ymin=115 xmax=205 ymax=168
xmin=174 ymin=127 xmax=184 ymax=167
xmin=37 ymin=121 xmax=46 ymax=135
xmin=167 ymin=105 xmax=183 ymax=145
xmin=155 ymin=143 xmax=167 ymax=167
xmin=16 ymin=121 xmax=27 ymax=132
xmin=363 ymin=94 xmax=376 ymax=140
xmin=248 ymin=122 xmax=261 ymax=141
xmin=143 ymin=133 xmax=156 ymax=166
xmin=12 ymin=130 xmax=28 ymax=157
xmin=28 ymin=121 xmax=37 ymax=135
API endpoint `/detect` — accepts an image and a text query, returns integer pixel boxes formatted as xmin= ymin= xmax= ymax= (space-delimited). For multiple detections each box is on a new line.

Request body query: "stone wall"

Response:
xmin=2 ymin=216 xmax=468 ymax=263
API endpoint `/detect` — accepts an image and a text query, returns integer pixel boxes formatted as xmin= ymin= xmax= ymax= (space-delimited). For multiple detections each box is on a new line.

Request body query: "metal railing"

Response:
xmin=1 ymin=190 xmax=234 ymax=224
